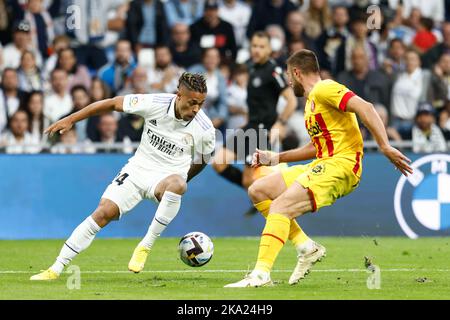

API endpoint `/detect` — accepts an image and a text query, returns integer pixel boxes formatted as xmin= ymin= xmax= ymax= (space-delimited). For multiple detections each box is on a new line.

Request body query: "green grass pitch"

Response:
xmin=1 ymin=237 xmax=449 ymax=300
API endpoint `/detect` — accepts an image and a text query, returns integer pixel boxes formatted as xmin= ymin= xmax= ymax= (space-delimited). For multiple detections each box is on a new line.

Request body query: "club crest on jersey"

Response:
xmin=311 ymin=164 xmax=325 ymax=175
xmin=182 ymin=134 xmax=193 ymax=145
xmin=394 ymin=154 xmax=450 ymax=239
xmin=252 ymin=77 xmax=262 ymax=88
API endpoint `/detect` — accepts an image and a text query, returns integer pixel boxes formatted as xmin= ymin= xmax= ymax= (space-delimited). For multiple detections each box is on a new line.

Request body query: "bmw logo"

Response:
xmin=394 ymin=154 xmax=450 ymax=238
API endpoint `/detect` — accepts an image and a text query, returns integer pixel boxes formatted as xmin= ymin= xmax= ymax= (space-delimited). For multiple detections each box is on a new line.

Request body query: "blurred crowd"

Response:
xmin=0 ymin=0 xmax=449 ymax=154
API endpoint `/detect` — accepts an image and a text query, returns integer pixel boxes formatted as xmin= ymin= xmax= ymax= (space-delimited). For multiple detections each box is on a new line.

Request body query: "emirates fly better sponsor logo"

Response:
xmin=146 ymin=128 xmax=185 ymax=156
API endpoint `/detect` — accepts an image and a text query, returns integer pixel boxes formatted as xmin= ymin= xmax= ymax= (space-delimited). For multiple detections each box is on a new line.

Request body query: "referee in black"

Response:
xmin=212 ymin=31 xmax=297 ymax=194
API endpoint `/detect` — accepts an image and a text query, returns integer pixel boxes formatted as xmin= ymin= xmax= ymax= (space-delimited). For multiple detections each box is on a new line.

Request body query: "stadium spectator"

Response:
xmin=67 ymin=85 xmax=91 ymax=142
xmin=98 ymin=40 xmax=137 ymax=95
xmin=406 ymin=103 xmax=447 ymax=153
xmin=2 ymin=20 xmax=42 ymax=69
xmin=0 ymin=68 xmax=25 ymax=133
xmin=447 ymin=0 xmax=450 ymax=22
xmin=147 ymin=45 xmax=184 ymax=94
xmin=422 ymin=22 xmax=450 ymax=69
xmin=17 ymin=50 xmax=44 ymax=93
xmin=0 ymin=0 xmax=14 ymax=46
xmin=370 ymin=22 xmax=390 ymax=67
xmin=337 ymin=46 xmax=391 ymax=110
xmin=118 ymin=112 xmax=145 ymax=143
xmin=219 ymin=61 xmax=231 ymax=84
xmin=428 ymin=53 xmax=450 ymax=111
xmin=439 ymin=101 xmax=450 ymax=139
xmin=90 ymin=77 xmax=112 ymax=103
xmin=101 ymin=1 xmax=129 ymax=60
xmin=50 ymin=127 xmax=79 ymax=154
xmin=315 ymin=5 xmax=350 ymax=72
xmin=382 ymin=38 xmax=406 ymax=77
xmin=405 ymin=7 xmax=422 ymax=37
xmin=189 ymin=47 xmax=228 ymax=129
xmin=21 ymin=90 xmax=48 ymax=144
xmin=44 ymin=68 xmax=72 ymax=123
xmin=373 ymin=104 xmax=403 ymax=143
xmin=285 ymin=11 xmax=316 ymax=51
xmin=46 ymin=0 xmax=69 ymax=36
xmin=287 ymin=38 xmax=307 ymax=56
xmin=0 ymin=109 xmax=40 ymax=154
xmin=169 ymin=23 xmax=202 ymax=69
xmin=43 ymin=35 xmax=71 ymax=80
xmin=226 ymin=63 xmax=248 ymax=131
xmin=117 ymin=66 xmax=148 ymax=142
xmin=190 ymin=0 xmax=237 ymax=63
xmin=218 ymin=0 xmax=252 ymax=48
xmin=412 ymin=18 xmax=438 ymax=54
xmin=66 ymin=0 xmax=125 ymax=71
xmin=334 ymin=16 xmax=378 ymax=76
xmin=86 ymin=77 xmax=112 ymax=142
xmin=16 ymin=0 xmax=55 ymax=60
xmin=56 ymin=48 xmax=91 ymax=91
xmin=125 ymin=0 xmax=170 ymax=53
xmin=386 ymin=4 xmax=416 ymax=46
xmin=119 ymin=66 xmax=152 ymax=96
xmin=94 ymin=113 xmax=133 ymax=153
xmin=404 ymin=0 xmax=445 ymax=23
xmin=391 ymin=49 xmax=431 ymax=133
xmin=266 ymin=24 xmax=288 ymax=67
xmin=50 ymin=127 xmax=95 ymax=154
xmin=246 ymin=0 xmax=298 ymax=39
xmin=96 ymin=113 xmax=120 ymax=145
xmin=163 ymin=0 xmax=204 ymax=28
xmin=303 ymin=0 xmax=332 ymax=40
xmin=285 ymin=10 xmax=303 ymax=42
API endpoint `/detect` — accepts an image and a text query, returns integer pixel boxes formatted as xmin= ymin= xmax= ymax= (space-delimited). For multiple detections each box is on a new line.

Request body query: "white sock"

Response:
xmin=138 ymin=191 xmax=182 ymax=250
xmin=50 ymin=216 xmax=101 ymax=274
xmin=295 ymin=238 xmax=316 ymax=256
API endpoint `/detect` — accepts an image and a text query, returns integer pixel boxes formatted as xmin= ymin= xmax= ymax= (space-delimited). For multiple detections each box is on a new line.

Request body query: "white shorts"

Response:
xmin=101 ymin=163 xmax=184 ymax=217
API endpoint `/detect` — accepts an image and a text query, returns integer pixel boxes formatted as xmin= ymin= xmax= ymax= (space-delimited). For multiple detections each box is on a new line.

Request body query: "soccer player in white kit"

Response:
xmin=30 ymin=73 xmax=215 ymax=280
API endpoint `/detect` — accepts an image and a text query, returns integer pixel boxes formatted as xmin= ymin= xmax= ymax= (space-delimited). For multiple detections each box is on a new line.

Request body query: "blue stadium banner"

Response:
xmin=0 ymin=153 xmax=449 ymax=239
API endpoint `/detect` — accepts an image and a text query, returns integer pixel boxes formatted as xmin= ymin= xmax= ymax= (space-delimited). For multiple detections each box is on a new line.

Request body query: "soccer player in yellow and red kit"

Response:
xmin=225 ymin=49 xmax=413 ymax=288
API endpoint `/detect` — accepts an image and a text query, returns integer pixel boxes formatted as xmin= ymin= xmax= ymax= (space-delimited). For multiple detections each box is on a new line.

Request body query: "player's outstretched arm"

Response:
xmin=251 ymin=142 xmax=316 ymax=168
xmin=346 ymin=96 xmax=413 ymax=176
xmin=45 ymin=96 xmax=125 ymax=136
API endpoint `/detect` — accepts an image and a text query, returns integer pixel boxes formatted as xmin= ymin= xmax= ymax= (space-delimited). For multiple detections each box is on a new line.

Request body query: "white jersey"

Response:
xmin=122 ymin=93 xmax=216 ymax=178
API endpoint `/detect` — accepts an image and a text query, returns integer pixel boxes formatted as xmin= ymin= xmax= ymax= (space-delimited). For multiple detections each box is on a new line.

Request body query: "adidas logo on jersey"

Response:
xmin=149 ymin=119 xmax=157 ymax=126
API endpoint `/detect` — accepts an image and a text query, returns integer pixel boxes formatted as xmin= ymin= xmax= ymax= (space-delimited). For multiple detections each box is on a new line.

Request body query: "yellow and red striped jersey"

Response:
xmin=304 ymin=79 xmax=364 ymax=174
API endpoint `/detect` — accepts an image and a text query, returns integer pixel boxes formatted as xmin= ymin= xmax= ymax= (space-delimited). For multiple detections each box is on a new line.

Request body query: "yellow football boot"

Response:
xmin=128 ymin=246 xmax=150 ymax=273
xmin=30 ymin=268 xmax=59 ymax=281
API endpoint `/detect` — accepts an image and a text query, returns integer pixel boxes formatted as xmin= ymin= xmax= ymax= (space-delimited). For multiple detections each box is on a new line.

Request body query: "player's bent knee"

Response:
xmin=248 ymin=180 xmax=267 ymax=203
xmin=92 ymin=199 xmax=120 ymax=227
xmin=164 ymin=176 xmax=187 ymax=195
xmin=269 ymin=194 xmax=312 ymax=219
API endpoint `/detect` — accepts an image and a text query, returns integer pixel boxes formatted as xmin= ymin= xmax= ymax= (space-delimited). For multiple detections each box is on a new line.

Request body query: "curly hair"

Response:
xmin=178 ymin=72 xmax=207 ymax=94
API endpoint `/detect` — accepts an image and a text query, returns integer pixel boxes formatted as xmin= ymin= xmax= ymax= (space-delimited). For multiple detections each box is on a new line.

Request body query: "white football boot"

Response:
xmin=289 ymin=242 xmax=326 ymax=285
xmin=224 ymin=270 xmax=273 ymax=288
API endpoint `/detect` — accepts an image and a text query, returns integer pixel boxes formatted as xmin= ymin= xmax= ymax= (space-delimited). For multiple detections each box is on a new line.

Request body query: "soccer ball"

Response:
xmin=178 ymin=232 xmax=214 ymax=267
